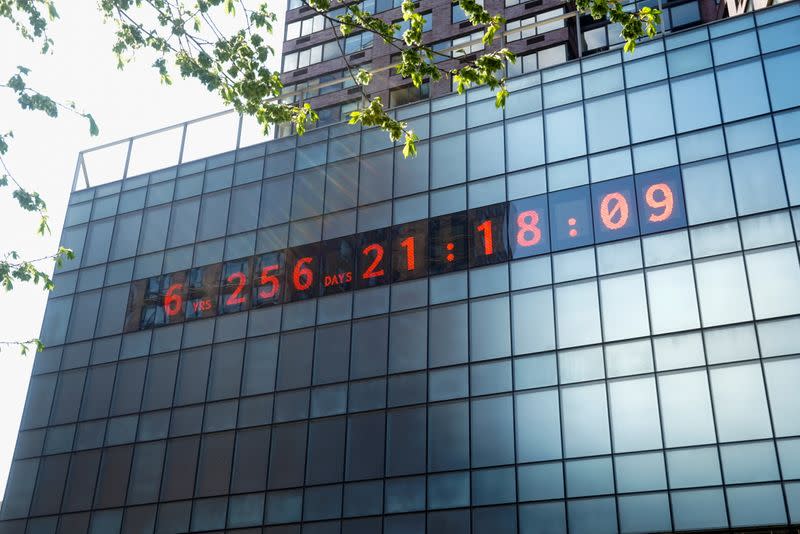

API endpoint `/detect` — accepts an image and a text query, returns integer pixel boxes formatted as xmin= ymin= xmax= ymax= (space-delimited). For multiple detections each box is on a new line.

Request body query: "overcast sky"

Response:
xmin=0 ymin=1 xmax=284 ymax=496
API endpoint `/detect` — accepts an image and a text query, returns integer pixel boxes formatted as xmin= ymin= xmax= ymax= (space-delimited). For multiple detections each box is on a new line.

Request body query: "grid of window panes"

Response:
xmin=3 ymin=4 xmax=800 ymax=534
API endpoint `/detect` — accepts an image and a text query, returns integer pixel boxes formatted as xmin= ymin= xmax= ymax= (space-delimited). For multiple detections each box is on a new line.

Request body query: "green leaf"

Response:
xmin=86 ymin=114 xmax=99 ymax=136
xmin=495 ymin=86 xmax=509 ymax=108
xmin=402 ymin=131 xmax=419 ymax=158
xmin=224 ymin=0 xmax=236 ymax=15
xmin=355 ymin=68 xmax=373 ymax=86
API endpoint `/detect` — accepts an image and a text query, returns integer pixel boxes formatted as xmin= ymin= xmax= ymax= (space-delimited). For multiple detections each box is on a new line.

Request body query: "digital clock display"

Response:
xmin=124 ymin=167 xmax=687 ymax=331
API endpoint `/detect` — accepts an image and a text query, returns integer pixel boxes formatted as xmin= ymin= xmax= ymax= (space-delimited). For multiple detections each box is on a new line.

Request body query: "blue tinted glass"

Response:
xmin=711 ymin=30 xmax=759 ymax=65
xmin=549 ymin=186 xmax=593 ymax=251
xmin=716 ymin=59 xmax=770 ymax=122
xmin=544 ymin=104 xmax=586 ymax=162
xmin=591 ymin=176 xmax=639 ymax=243
xmin=635 ymin=166 xmax=687 ymax=234
xmin=667 ymin=42 xmax=712 ymax=76
xmin=628 ymin=82 xmax=675 ymax=143
xmin=584 ymin=93 xmax=630 ymax=153
xmin=508 ymin=195 xmax=550 ymax=258
xmin=671 ymin=71 xmax=721 ymax=133
xmin=764 ymin=48 xmax=800 ymax=112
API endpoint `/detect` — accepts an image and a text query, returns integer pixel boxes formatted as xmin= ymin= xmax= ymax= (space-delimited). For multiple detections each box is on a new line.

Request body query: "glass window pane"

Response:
xmin=428 ymin=401 xmax=469 ymax=471
xmin=291 ymin=167 xmax=325 ymax=219
xmin=695 ymin=255 xmax=753 ymax=327
xmin=359 ymin=151 xmax=393 ymax=205
xmin=645 ymin=264 xmax=700 ymax=334
xmin=429 ymin=303 xmax=468 ymax=367
xmin=518 ymin=461 xmax=563 ymax=501
xmin=471 ymin=395 xmax=514 ymax=467
xmin=716 ymin=59 xmax=770 ymax=122
xmin=658 ymin=370 xmax=716 ymax=447
xmin=764 ymin=48 xmax=800 ymax=111
xmin=555 ymin=280 xmax=601 ymax=348
xmin=618 ymin=493 xmax=672 ymax=534
xmin=727 ymin=484 xmax=787 ymax=528
xmin=672 ymin=488 xmax=728 ymax=531
xmin=515 ymin=352 xmax=557 ymax=389
xmin=260 ymin=175 xmax=291 ymax=227
xmin=720 ymin=441 xmax=779 ymax=484
xmin=431 ymin=134 xmax=466 ymax=189
xmin=609 ymin=377 xmax=663 ymax=452
xmin=544 ymin=104 xmax=586 ymax=162
xmin=615 ymin=451 xmax=667 ymax=492
xmin=109 ymin=212 xmax=142 ymax=261
xmin=599 ymin=272 xmax=650 ymax=341
xmin=345 ymin=412 xmax=385 ymax=481
xmin=671 ymin=71 xmax=721 ymax=133
xmin=559 ymin=346 xmax=604 ymax=384
xmin=506 ymin=115 xmax=544 ymax=172
xmin=681 ymin=158 xmax=736 ymax=224
xmin=710 ymin=363 xmax=772 ymax=442
xmin=468 ymin=124 xmax=505 ymax=180
xmin=469 ymin=296 xmax=511 ymax=361
xmin=628 ymin=82 xmax=675 ymax=143
xmin=730 ymin=148 xmax=788 ymax=215
xmin=138 ymin=205 xmax=170 ymax=254
xmin=197 ymin=191 xmax=230 ymax=241
xmin=561 ymin=383 xmax=610 ymax=457
xmin=764 ymin=357 xmax=800 ymax=437
xmin=585 ymin=93 xmax=629 ymax=153
xmin=567 ymin=497 xmax=617 ymax=534
xmin=82 ymin=220 xmax=114 ymax=267
xmin=667 ymin=446 xmax=721 ymax=488
xmin=745 ymin=246 xmax=800 ymax=319
xmin=228 ymin=183 xmax=260 ymax=233
xmin=386 ymin=407 xmax=425 ymax=476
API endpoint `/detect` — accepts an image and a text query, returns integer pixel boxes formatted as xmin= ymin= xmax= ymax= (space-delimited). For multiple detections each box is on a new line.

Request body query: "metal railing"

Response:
xmin=71 ymin=0 xmax=699 ymax=192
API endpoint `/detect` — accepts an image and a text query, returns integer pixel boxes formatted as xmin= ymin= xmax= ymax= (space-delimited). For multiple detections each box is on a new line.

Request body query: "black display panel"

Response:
xmin=636 ymin=166 xmax=687 ymax=234
xmin=319 ymin=237 xmax=355 ymax=296
xmin=591 ymin=176 xmax=640 ymax=244
xmin=357 ymin=228 xmax=390 ymax=289
xmin=507 ymin=194 xmax=550 ymax=259
xmin=252 ymin=251 xmax=284 ymax=307
xmin=429 ymin=212 xmax=468 ymax=275
xmin=220 ymin=258 xmax=253 ymax=314
xmin=140 ymin=276 xmax=166 ymax=329
xmin=468 ymin=204 xmax=509 ymax=268
xmin=160 ymin=270 xmax=189 ymax=326
xmin=124 ymin=166 xmax=690 ymax=331
xmin=285 ymin=244 xmax=319 ymax=302
xmin=550 ymin=185 xmax=594 ymax=251
xmin=391 ymin=219 xmax=429 ymax=282
xmin=185 ymin=264 xmax=221 ymax=320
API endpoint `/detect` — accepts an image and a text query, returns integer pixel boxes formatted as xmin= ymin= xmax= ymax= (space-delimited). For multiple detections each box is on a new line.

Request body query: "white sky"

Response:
xmin=0 ymin=2 xmax=284 ymax=496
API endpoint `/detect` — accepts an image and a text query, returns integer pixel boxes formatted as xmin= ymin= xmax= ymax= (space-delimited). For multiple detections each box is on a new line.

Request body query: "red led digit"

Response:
xmin=400 ymin=236 xmax=416 ymax=271
xmin=599 ymin=192 xmax=629 ymax=230
xmin=646 ymin=183 xmax=674 ymax=222
xmin=292 ymin=257 xmax=314 ymax=291
xmin=163 ymin=283 xmax=184 ymax=317
xmin=258 ymin=265 xmax=280 ymax=299
xmin=516 ymin=210 xmax=542 ymax=247
xmin=225 ymin=272 xmax=248 ymax=306
xmin=476 ymin=220 xmax=494 ymax=256
xmin=362 ymin=243 xmax=385 ymax=279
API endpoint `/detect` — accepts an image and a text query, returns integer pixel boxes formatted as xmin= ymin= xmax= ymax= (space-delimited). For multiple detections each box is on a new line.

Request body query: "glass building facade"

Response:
xmin=3 ymin=3 xmax=800 ymax=533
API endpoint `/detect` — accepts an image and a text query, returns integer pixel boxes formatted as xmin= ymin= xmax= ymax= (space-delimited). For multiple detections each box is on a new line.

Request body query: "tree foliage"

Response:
xmin=98 ymin=0 xmax=660 ymax=157
xmin=1 ymin=0 xmax=661 ymax=353
xmin=1 ymin=0 xmax=90 ymax=354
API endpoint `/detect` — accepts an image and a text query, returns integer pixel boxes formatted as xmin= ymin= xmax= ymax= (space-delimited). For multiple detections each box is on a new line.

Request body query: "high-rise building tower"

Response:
xmin=2 ymin=2 xmax=800 ymax=533
xmin=278 ymin=0 xmax=725 ymax=132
